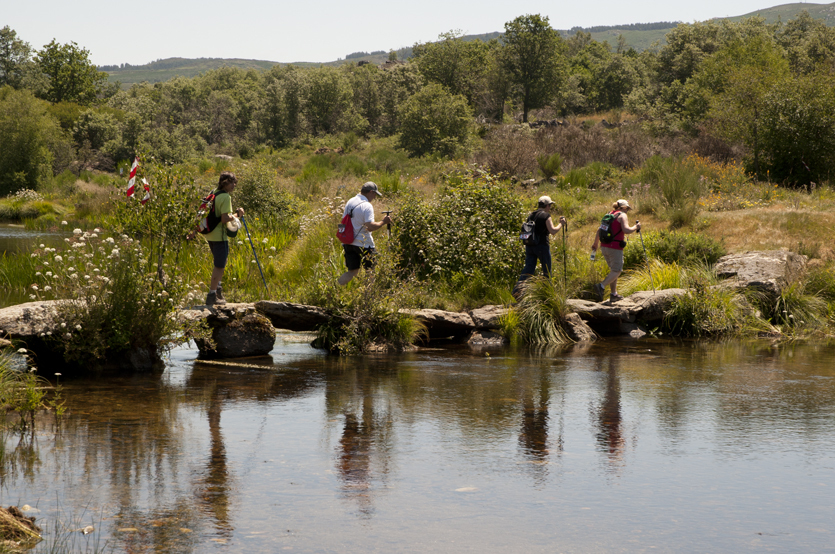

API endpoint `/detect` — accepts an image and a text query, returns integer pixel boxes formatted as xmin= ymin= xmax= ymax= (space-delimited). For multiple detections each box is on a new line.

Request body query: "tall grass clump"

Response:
xmin=664 ymin=279 xmax=759 ymax=337
xmin=619 ymin=260 xmax=718 ymax=296
xmin=754 ymin=279 xmax=829 ymax=334
xmin=511 ymin=277 xmax=572 ymax=345
xmin=634 ymin=155 xmax=705 ymax=228
xmin=537 ymin=152 xmax=562 ymax=179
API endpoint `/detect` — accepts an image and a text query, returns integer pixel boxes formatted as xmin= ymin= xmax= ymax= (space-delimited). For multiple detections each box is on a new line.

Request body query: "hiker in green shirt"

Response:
xmin=204 ymin=172 xmax=244 ymax=306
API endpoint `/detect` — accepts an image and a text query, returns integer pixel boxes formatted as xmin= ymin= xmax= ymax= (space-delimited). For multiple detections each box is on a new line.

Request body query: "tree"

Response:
xmin=413 ymin=31 xmax=492 ymax=109
xmin=397 ymin=83 xmax=471 ymax=157
xmin=35 ymin=40 xmax=107 ymax=105
xmin=698 ymin=35 xmax=789 ymax=177
xmin=0 ymin=87 xmax=63 ymax=195
xmin=0 ymin=26 xmax=32 ymax=88
xmin=758 ymin=72 xmax=835 ymax=185
xmin=500 ymin=14 xmax=566 ymax=122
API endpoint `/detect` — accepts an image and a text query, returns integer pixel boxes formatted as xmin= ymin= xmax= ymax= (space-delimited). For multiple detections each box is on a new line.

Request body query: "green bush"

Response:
xmin=395 ymin=164 xmax=523 ymax=285
xmin=236 ymin=159 xmax=296 ymax=219
xmin=623 ymin=230 xmax=725 ymax=269
xmin=397 ymin=83 xmax=472 ymax=157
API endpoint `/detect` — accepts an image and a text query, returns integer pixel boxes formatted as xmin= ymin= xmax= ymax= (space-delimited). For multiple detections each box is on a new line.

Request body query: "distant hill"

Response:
xmin=103 ymin=2 xmax=835 ymax=87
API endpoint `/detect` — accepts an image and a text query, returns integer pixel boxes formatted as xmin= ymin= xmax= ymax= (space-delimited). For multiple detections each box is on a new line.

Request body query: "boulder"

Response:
xmin=469 ymin=305 xmax=508 ymax=329
xmin=715 ymin=251 xmax=807 ymax=297
xmin=466 ymin=330 xmax=507 ymax=346
xmin=0 ymin=300 xmax=61 ymax=341
xmin=403 ymin=309 xmax=476 ymax=339
xmin=566 ymin=298 xmax=636 ymax=335
xmin=255 ymin=301 xmax=330 ymax=331
xmin=629 ymin=289 xmax=688 ymax=323
xmin=564 ymin=313 xmax=597 ymax=342
xmin=196 ymin=312 xmax=276 ymax=359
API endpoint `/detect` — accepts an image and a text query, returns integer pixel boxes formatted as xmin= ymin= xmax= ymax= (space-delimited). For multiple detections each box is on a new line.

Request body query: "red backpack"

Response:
xmin=337 ymin=200 xmax=367 ymax=244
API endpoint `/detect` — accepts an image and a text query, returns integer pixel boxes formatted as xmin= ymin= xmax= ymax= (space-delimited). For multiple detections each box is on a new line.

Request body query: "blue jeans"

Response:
xmin=514 ymin=243 xmax=551 ymax=295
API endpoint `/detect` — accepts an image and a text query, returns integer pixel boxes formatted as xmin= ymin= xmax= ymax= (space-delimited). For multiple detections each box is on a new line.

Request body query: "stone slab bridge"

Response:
xmin=0 ymin=251 xmax=806 ymax=361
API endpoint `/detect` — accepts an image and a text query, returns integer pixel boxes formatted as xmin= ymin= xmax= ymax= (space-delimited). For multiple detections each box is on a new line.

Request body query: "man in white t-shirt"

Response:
xmin=338 ymin=181 xmax=392 ymax=285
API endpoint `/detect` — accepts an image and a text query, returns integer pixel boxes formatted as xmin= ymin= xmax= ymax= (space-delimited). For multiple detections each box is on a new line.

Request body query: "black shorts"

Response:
xmin=343 ymin=244 xmax=375 ymax=271
xmin=208 ymin=240 xmax=229 ymax=269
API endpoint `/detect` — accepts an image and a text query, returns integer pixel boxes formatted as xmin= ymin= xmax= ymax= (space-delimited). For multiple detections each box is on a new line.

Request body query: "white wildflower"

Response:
xmin=44 ymin=286 xmax=52 ymax=292
xmin=31 ymin=284 xmax=39 ymax=291
xmin=60 ymin=323 xmax=66 ymax=328
xmin=73 ymin=228 xmax=82 ymax=235
xmin=75 ymin=325 xmax=82 ymax=331
xmin=29 ymin=294 xmax=36 ymax=300
xmin=61 ymin=221 xmax=68 ymax=225
xmin=54 ymin=255 xmax=63 ymax=262
xmin=39 ymin=244 xmax=45 ymax=248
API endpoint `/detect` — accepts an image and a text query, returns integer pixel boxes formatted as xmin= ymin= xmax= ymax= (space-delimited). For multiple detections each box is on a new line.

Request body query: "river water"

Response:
xmin=2 ymin=335 xmax=834 ymax=553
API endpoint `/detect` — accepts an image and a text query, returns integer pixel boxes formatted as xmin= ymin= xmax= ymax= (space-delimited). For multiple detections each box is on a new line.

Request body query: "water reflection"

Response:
xmin=325 ymin=362 xmax=395 ymax=519
xmin=595 ymin=357 xmax=626 ymax=467
xmin=0 ymin=339 xmax=834 ymax=552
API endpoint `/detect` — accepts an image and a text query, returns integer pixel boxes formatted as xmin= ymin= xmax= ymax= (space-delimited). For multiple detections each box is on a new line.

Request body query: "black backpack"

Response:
xmin=519 ymin=212 xmax=539 ymax=246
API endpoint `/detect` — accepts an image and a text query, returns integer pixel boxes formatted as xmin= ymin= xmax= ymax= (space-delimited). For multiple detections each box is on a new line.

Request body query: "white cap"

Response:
xmin=538 ymin=195 xmax=555 ymax=207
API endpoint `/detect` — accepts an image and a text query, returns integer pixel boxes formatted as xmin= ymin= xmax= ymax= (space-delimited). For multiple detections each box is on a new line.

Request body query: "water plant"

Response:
xmin=664 ymin=278 xmax=760 ymax=337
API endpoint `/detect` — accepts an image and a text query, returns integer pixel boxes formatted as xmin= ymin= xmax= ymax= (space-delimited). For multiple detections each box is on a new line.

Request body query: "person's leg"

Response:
xmin=207 ymin=241 xmax=229 ymax=305
xmin=338 ymin=269 xmax=360 ymax=285
xmin=600 ymin=247 xmax=624 ymax=296
xmin=339 ymin=245 xmax=362 ymax=285
xmin=539 ymin=245 xmax=552 ymax=280
xmin=513 ymin=247 xmax=539 ymax=296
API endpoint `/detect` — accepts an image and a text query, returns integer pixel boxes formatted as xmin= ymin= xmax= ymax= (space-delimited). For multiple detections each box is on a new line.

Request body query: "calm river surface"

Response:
xmin=3 ymin=336 xmax=835 ymax=553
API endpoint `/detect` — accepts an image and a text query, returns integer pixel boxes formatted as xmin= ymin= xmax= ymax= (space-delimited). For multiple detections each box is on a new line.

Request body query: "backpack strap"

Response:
xmin=348 ymin=199 xmax=369 ymax=240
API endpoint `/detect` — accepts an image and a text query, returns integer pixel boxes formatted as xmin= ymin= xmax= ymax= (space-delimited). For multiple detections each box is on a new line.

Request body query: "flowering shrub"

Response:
xmin=396 ymin=164 xmax=523 ymax=284
xmin=28 ymin=229 xmax=189 ymax=368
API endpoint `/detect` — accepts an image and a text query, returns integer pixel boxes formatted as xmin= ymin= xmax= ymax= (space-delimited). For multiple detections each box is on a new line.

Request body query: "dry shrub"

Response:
xmin=534 ymin=125 xmax=658 ymax=170
xmin=473 ymin=126 xmax=538 ymax=177
xmin=690 ymin=130 xmax=744 ymax=163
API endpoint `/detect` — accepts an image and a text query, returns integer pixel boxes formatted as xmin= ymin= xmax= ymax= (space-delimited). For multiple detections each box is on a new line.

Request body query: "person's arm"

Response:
xmin=546 ymin=216 xmax=566 ymax=235
xmin=363 ymin=214 xmax=392 ymax=232
xmin=221 ymin=207 xmax=244 ymax=224
xmin=619 ymin=213 xmax=641 ymax=234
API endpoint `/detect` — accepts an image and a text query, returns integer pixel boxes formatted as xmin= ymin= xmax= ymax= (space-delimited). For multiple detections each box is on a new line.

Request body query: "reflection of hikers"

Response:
xmin=338 ymin=182 xmax=392 ymax=286
xmin=513 ymin=196 xmax=566 ymax=297
xmin=202 ymin=172 xmax=244 ymax=306
xmin=591 ymin=199 xmax=640 ymax=302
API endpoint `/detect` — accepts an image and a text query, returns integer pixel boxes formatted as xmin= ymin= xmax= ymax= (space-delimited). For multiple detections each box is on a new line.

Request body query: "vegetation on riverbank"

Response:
xmin=4 ymin=11 xmax=835 ymax=358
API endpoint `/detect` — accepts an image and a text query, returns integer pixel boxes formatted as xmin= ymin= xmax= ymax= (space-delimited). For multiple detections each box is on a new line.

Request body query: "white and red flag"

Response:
xmin=140 ymin=178 xmax=151 ymax=205
xmin=126 ymin=157 xmax=139 ymax=197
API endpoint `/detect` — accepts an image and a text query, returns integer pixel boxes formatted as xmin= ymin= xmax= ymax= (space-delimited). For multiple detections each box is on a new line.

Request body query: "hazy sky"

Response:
xmin=4 ymin=0 xmax=814 ymax=66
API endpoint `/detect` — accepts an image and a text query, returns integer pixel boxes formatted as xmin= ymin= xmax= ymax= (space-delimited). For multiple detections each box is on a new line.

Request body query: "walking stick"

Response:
xmin=638 ymin=224 xmax=656 ymax=294
xmin=241 ymin=216 xmax=269 ymax=295
xmin=382 ymin=210 xmax=393 ymax=239
xmin=562 ymin=221 xmax=567 ymax=290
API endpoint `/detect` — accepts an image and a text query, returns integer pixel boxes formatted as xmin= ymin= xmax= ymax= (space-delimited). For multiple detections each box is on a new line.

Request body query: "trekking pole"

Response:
xmin=382 ymin=210 xmax=393 ymax=239
xmin=241 ymin=216 xmax=269 ymax=295
xmin=562 ymin=221 xmax=567 ymax=290
xmin=637 ymin=224 xmax=656 ymax=295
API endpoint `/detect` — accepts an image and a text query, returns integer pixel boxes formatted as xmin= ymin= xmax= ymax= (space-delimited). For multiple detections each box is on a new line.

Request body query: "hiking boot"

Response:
xmin=205 ymin=291 xmax=217 ymax=307
xmin=594 ymin=283 xmax=605 ymax=301
xmin=610 ymin=293 xmax=624 ymax=302
xmin=215 ymin=286 xmax=227 ymax=305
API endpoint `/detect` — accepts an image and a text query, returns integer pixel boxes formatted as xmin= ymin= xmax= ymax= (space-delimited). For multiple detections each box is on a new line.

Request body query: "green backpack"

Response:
xmin=598 ymin=211 xmax=621 ymax=244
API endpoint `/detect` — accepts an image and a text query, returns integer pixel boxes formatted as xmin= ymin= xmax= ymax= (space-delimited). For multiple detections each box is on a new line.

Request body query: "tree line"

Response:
xmin=3 ymin=11 xmax=835 ymax=196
